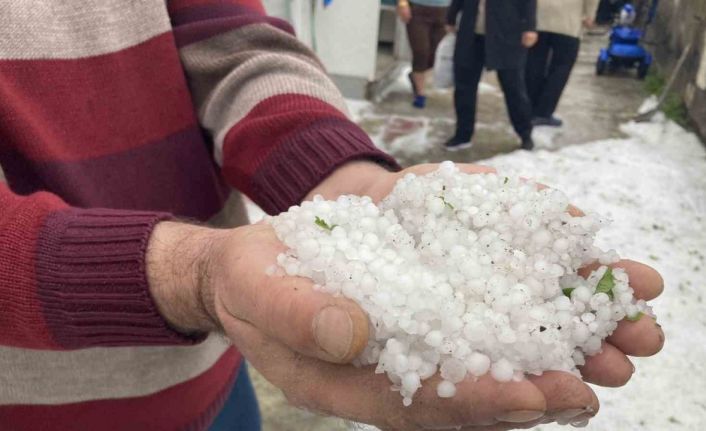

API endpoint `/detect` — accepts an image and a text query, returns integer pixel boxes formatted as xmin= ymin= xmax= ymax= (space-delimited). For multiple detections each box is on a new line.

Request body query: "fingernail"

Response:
xmin=313 ymin=306 xmax=353 ymax=360
xmin=571 ymin=418 xmax=590 ymax=428
xmin=555 ymin=409 xmax=586 ymax=421
xmin=495 ymin=410 xmax=545 ymax=423
xmin=556 ymin=407 xmax=594 ymax=425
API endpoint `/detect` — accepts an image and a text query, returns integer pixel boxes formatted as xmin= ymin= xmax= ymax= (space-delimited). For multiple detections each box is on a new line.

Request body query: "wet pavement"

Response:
xmin=249 ymin=29 xmax=654 ymax=431
xmin=355 ymin=30 xmax=647 ymax=166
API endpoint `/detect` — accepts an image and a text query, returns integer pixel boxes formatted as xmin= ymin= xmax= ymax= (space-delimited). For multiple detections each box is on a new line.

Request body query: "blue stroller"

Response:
xmin=596 ymin=2 xmax=658 ymax=79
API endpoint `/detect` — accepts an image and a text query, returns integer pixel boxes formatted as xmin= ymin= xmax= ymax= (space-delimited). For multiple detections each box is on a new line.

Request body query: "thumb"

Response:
xmin=217 ymin=224 xmax=369 ymax=364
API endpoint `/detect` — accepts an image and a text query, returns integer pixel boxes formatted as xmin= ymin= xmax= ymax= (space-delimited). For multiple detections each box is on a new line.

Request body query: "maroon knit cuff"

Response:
xmin=252 ymin=117 xmax=401 ymax=214
xmin=35 ymin=208 xmax=205 ymax=349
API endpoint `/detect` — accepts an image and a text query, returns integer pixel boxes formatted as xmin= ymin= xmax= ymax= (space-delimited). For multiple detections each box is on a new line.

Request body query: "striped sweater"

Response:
xmin=0 ymin=1 xmax=396 ymax=430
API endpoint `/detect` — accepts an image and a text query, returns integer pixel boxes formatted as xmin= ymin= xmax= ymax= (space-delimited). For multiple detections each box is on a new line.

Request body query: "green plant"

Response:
xmin=662 ymin=92 xmax=689 ymax=126
xmin=643 ymin=70 xmax=665 ymax=95
xmin=643 ymin=70 xmax=689 ymax=126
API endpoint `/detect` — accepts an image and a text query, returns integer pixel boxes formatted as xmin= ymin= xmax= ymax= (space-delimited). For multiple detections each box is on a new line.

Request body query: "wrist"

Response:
xmin=306 ymin=160 xmax=391 ymax=201
xmin=146 ymin=221 xmax=227 ymax=335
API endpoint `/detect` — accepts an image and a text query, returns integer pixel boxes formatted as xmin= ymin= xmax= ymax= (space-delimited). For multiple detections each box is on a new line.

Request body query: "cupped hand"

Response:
xmin=211 ymin=224 xmax=596 ymax=430
xmin=209 ymin=162 xmax=663 ymax=430
xmin=360 ymin=163 xmax=665 ymax=386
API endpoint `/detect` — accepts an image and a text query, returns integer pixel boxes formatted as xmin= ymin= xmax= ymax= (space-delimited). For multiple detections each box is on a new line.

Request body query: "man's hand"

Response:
xmin=522 ymin=31 xmax=539 ymax=48
xmin=397 ymin=2 xmax=412 ymax=24
xmin=583 ymin=17 xmax=595 ymax=28
xmin=445 ymin=24 xmax=457 ymax=34
xmin=147 ymin=162 xmax=665 ymax=430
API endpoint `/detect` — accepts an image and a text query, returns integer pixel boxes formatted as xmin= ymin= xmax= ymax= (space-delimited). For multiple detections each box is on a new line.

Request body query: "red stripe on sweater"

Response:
xmin=220 ymin=94 xmax=348 ymax=199
xmin=169 ymin=2 xmax=257 ymax=26
xmin=0 ymin=185 xmax=65 ymax=349
xmin=0 ymin=33 xmax=196 ymax=162
xmin=2 ymin=126 xmax=227 ymax=219
xmin=0 ymin=348 xmax=241 ymax=431
xmin=168 ymin=0 xmax=265 ymax=15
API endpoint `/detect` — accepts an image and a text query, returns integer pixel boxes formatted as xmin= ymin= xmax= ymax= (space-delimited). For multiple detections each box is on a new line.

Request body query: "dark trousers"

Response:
xmin=525 ymin=32 xmax=580 ymax=118
xmin=453 ymin=34 xmax=533 ymax=142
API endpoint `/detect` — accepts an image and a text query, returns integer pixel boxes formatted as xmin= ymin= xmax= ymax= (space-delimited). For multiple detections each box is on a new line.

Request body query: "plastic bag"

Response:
xmin=433 ymin=34 xmax=456 ymax=89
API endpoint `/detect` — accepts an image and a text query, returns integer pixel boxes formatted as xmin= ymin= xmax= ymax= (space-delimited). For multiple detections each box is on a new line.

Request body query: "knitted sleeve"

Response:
xmin=0 ymin=183 xmax=200 ymax=349
xmin=168 ymin=0 xmax=399 ymax=214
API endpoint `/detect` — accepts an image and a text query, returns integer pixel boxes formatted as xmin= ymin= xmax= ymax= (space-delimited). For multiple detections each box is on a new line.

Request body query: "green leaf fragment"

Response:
xmin=504 ymin=177 xmax=509 ymax=184
xmin=627 ymin=312 xmax=644 ymax=322
xmin=314 ymin=216 xmax=337 ymax=232
xmin=596 ymin=267 xmax=615 ymax=299
xmin=562 ymin=288 xmax=575 ymax=297
xmin=438 ymin=195 xmax=455 ymax=210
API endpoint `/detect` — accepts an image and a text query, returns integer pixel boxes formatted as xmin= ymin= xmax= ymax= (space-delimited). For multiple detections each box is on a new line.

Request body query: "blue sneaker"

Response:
xmin=413 ymin=95 xmax=426 ymax=109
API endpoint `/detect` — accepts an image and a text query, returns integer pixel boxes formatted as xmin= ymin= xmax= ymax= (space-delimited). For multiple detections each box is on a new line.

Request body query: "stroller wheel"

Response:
xmin=596 ymin=58 xmax=608 ymax=75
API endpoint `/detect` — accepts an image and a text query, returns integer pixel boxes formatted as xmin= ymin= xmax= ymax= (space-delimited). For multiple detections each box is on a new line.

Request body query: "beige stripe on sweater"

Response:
xmin=0 ymin=334 xmax=231 ymax=405
xmin=179 ymin=24 xmax=350 ymax=165
xmin=0 ymin=0 xmax=171 ymax=59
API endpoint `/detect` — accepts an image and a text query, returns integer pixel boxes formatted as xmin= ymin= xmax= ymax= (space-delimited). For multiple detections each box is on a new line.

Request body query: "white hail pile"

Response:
xmin=266 ymin=162 xmax=651 ymax=406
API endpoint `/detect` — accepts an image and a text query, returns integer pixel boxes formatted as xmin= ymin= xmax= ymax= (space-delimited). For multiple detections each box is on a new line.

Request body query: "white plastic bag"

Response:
xmin=433 ymin=33 xmax=456 ymax=89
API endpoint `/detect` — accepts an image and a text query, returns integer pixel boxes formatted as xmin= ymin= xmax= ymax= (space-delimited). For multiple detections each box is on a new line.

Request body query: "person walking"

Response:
xmin=445 ymin=0 xmax=538 ymax=151
xmin=526 ymin=0 xmax=600 ymax=127
xmin=397 ymin=0 xmax=451 ymax=108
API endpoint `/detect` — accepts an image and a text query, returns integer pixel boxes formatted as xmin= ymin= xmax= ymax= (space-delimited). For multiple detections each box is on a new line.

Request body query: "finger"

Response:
xmin=579 ymin=342 xmax=634 ymax=387
xmin=460 ymin=417 xmax=548 ymax=431
xmin=222 ymin=308 xmax=547 ymax=430
xmin=532 ymin=181 xmax=584 ymax=216
xmin=456 ymin=164 xmax=498 ymax=175
xmin=608 ymin=315 xmax=665 ymax=357
xmin=405 ymin=163 xmax=497 ymax=176
xmin=527 ymin=371 xmax=598 ymax=421
xmin=409 ymin=375 xmax=546 ymax=428
xmin=221 ymin=224 xmax=369 ymax=363
xmin=578 ymin=259 xmax=664 ymax=301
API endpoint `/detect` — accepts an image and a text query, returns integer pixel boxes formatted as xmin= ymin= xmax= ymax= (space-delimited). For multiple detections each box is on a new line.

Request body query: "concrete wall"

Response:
xmin=263 ymin=0 xmax=381 ymax=99
xmin=648 ymin=0 xmax=706 ymax=139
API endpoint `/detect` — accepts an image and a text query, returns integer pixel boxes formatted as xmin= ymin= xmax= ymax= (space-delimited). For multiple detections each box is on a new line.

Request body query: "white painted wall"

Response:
xmin=263 ymin=0 xmax=381 ymax=81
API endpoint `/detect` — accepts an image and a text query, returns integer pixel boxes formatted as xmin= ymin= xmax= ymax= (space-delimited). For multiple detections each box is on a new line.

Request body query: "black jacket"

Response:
xmin=447 ymin=0 xmax=537 ymax=70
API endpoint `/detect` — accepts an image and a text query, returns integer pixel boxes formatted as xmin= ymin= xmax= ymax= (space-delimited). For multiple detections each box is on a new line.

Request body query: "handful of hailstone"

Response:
xmin=266 ymin=162 xmax=652 ymax=406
